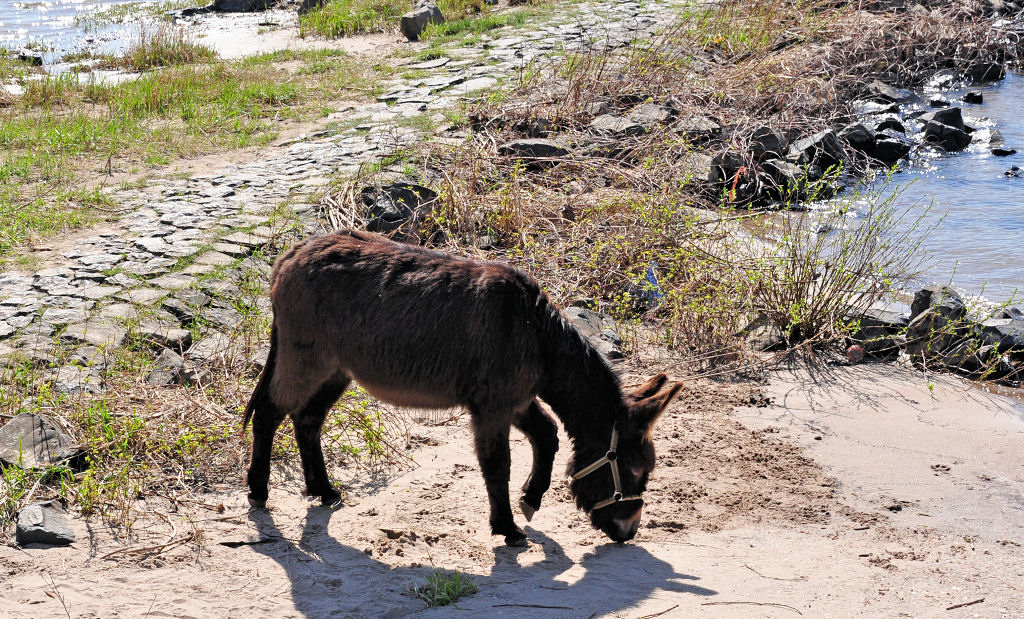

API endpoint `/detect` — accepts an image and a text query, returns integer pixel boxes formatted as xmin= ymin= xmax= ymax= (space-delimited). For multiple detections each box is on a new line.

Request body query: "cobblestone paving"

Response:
xmin=0 ymin=0 xmax=679 ymax=394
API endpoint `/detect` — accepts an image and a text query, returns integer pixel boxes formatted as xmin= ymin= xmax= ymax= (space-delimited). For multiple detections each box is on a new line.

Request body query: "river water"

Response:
xmin=826 ymin=72 xmax=1024 ymax=305
xmin=0 ymin=1 xmax=188 ymax=62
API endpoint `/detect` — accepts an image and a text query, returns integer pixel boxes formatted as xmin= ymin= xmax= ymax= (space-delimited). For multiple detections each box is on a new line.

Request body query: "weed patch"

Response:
xmin=414 ymin=568 xmax=478 ymax=607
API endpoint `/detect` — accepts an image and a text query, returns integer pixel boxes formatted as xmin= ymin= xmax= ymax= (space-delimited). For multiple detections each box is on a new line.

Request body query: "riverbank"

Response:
xmin=1 ymin=360 xmax=1021 ymax=616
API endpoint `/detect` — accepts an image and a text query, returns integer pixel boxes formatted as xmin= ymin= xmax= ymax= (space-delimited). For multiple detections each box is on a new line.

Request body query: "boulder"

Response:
xmin=16 ymin=500 xmax=75 ymax=547
xmin=136 ymin=321 xmax=193 ymax=353
xmin=849 ymin=307 xmax=908 ymax=357
xmin=839 ymin=123 xmax=875 ymax=156
xmin=497 ymin=138 xmax=570 ymax=161
xmin=919 ymin=107 xmax=966 ymax=131
xmin=761 ymin=158 xmax=809 ymax=200
xmin=922 ymin=121 xmax=971 ymax=151
xmin=963 ymin=91 xmax=984 ymax=104
xmin=630 ymin=103 xmax=674 ymax=126
xmin=213 ymin=0 xmax=273 ymax=10
xmin=563 ymin=307 xmax=623 ymax=362
xmin=749 ymin=127 xmax=788 ymax=161
xmin=865 ymin=79 xmax=917 ymax=105
xmin=786 ymin=130 xmax=847 ymax=171
xmin=974 ymin=317 xmax=1024 ymax=353
xmin=876 ymin=117 xmax=906 ymax=133
xmin=966 ymin=61 xmax=1005 ymax=83
xmin=928 ymin=96 xmax=950 ymax=108
xmin=361 ymin=182 xmax=438 ymax=238
xmin=297 ymin=0 xmax=324 ymax=15
xmin=673 ymin=116 xmax=721 ymax=142
xmin=400 ymin=4 xmax=444 ymax=42
xmin=589 ymin=114 xmax=646 ymax=137
xmin=873 ymin=134 xmax=912 ymax=166
xmin=146 ymin=349 xmax=186 ymax=386
xmin=906 ymin=286 xmax=967 ymax=359
xmin=0 ymin=413 xmax=79 ymax=469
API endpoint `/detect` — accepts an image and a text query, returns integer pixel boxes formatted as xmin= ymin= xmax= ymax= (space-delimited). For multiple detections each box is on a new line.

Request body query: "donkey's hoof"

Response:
xmin=504 ymin=533 xmax=528 ymax=547
xmin=320 ymin=489 xmax=343 ymax=507
xmin=247 ymin=494 xmax=268 ymax=510
xmin=519 ymin=499 xmax=537 ymax=522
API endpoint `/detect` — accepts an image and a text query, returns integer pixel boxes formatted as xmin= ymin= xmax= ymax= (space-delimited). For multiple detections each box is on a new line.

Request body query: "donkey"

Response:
xmin=243 ymin=230 xmax=683 ymax=546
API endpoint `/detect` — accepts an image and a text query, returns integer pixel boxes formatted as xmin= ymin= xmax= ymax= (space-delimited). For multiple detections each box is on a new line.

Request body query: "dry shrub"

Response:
xmin=318 ymin=0 xmax=1019 ymax=365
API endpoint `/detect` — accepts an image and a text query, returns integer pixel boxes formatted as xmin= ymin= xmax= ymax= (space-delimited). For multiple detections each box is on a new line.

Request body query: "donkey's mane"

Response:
xmin=533 ymin=293 xmax=624 ymax=441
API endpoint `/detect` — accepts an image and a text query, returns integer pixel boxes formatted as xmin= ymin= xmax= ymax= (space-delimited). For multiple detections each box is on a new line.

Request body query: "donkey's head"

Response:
xmin=567 ymin=373 xmax=683 ymax=543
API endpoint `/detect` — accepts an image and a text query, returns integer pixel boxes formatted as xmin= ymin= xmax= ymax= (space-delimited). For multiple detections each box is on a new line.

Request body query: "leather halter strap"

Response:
xmin=571 ymin=427 xmax=643 ymax=511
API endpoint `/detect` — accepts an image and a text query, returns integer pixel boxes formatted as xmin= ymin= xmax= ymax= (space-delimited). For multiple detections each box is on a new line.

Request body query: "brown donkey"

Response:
xmin=243 ymin=230 xmax=683 ymax=546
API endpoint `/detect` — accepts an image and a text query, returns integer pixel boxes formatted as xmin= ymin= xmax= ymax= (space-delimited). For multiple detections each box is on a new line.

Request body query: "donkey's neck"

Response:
xmin=536 ymin=318 xmax=623 ymax=446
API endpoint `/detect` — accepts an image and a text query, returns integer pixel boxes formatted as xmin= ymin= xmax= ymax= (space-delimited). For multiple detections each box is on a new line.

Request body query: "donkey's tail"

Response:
xmin=242 ymin=322 xmax=278 ymax=431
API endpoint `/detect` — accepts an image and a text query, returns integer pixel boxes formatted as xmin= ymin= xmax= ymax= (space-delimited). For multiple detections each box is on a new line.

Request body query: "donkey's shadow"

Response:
xmin=246 ymin=507 xmax=716 ymax=617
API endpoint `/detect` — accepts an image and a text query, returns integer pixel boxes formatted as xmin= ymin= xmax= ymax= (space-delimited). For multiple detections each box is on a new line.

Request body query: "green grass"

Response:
xmin=420 ymin=10 xmax=529 ymax=41
xmin=0 ymin=46 xmax=383 ymax=260
xmin=299 ymin=0 xmax=409 ymax=37
xmin=299 ymin=0 xmax=490 ymax=38
xmin=414 ymin=568 xmax=478 ymax=607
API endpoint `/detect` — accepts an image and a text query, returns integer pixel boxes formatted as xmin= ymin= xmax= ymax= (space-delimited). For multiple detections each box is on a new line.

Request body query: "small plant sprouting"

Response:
xmin=414 ymin=567 xmax=478 ymax=608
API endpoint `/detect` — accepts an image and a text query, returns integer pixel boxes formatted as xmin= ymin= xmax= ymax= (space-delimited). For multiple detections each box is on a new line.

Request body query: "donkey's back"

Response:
xmin=266 ymin=230 xmax=546 ymax=415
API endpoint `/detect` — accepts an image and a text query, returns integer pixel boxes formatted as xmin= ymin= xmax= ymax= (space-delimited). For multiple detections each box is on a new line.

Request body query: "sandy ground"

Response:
xmin=1 ymin=360 xmax=1022 ymax=617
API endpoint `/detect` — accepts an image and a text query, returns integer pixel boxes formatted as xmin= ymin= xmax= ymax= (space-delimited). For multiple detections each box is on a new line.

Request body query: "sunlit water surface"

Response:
xmin=824 ymin=72 xmax=1024 ymax=304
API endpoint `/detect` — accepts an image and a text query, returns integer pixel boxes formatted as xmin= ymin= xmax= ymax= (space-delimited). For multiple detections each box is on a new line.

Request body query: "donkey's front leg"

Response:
xmin=472 ymin=421 xmax=527 ymax=547
xmin=513 ymin=401 xmax=558 ymax=521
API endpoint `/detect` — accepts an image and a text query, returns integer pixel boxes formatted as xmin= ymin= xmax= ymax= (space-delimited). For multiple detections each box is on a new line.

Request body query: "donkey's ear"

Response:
xmin=630 ymin=381 xmax=684 ymax=432
xmin=628 ymin=373 xmax=669 ymax=402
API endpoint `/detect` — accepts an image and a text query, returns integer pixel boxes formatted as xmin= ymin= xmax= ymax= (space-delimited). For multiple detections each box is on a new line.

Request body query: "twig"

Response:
xmin=702 ymin=601 xmax=803 ymax=615
xmin=492 ymin=604 xmax=575 ymax=609
xmin=100 ymin=531 xmax=198 ymax=560
xmin=743 ymin=563 xmax=808 ymax=581
xmin=946 ymin=598 xmax=984 ymax=611
xmin=41 ymin=573 xmax=72 ymax=619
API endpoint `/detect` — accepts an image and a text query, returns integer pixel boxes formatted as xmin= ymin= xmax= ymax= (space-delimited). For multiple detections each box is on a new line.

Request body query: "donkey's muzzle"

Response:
xmin=609 ymin=508 xmax=642 ymax=542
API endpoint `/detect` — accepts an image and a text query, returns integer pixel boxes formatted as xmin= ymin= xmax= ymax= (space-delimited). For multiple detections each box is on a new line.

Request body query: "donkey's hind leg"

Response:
xmin=471 ymin=414 xmax=527 ymax=547
xmin=292 ymin=377 xmax=351 ymax=505
xmin=513 ymin=401 xmax=558 ymax=521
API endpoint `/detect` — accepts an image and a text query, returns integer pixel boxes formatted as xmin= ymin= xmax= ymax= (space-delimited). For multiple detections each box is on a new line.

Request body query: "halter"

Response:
xmin=571 ymin=426 xmax=644 ymax=511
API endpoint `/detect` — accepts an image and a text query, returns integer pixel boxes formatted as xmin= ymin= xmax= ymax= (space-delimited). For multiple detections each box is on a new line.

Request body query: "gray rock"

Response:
xmin=187 ymin=332 xmax=235 ymax=364
xmin=630 ymin=103 xmax=673 ymax=126
xmin=865 ymin=79 xmax=917 ymax=104
xmin=497 ymin=139 xmax=570 ymax=161
xmin=49 ymin=365 xmax=102 ymax=395
xmin=0 ymin=413 xmax=78 ymax=468
xmin=975 ymin=317 xmax=1024 ymax=353
xmin=212 ymin=0 xmax=272 ymax=11
xmin=966 ymin=61 xmax=1005 ymax=83
xmin=401 ymin=4 xmax=444 ymax=42
xmin=919 ymin=107 xmax=966 ymax=131
xmin=563 ymin=307 xmax=624 ymax=361
xmin=672 ymin=116 xmax=721 ymax=142
xmin=873 ymin=134 xmax=912 ymax=165
xmin=876 ymin=117 xmax=905 ymax=133
xmin=146 ymin=349 xmax=185 ymax=386
xmin=849 ymin=307 xmax=908 ymax=357
xmin=136 ymin=322 xmax=193 ymax=353
xmin=749 ymin=127 xmax=788 ymax=161
xmin=16 ymin=500 xmax=75 ymax=546
xmin=589 ymin=114 xmax=646 ymax=137
xmin=61 ymin=321 xmax=127 ymax=348
xmin=839 ymin=123 xmax=875 ymax=155
xmin=923 ymin=121 xmax=971 ymax=151
xmin=787 ymin=130 xmax=847 ymax=170
xmin=362 ymin=182 xmax=438 ymax=239
xmin=907 ymin=286 xmax=967 ymax=359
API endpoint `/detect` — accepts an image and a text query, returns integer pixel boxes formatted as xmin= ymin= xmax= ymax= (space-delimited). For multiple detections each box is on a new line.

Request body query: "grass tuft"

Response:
xmin=414 ymin=568 xmax=478 ymax=607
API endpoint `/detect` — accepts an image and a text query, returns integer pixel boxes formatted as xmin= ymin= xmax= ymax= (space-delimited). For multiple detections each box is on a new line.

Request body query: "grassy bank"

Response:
xmin=0 ymin=36 xmax=385 ymax=261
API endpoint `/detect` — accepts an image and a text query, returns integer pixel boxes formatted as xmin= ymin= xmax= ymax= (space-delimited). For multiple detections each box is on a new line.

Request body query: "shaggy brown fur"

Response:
xmin=244 ymin=230 xmax=682 ymax=545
